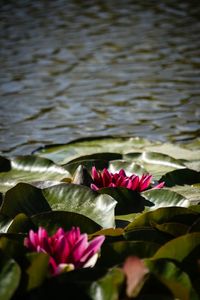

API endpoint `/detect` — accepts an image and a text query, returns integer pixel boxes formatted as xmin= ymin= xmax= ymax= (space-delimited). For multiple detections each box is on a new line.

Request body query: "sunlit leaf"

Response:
xmin=142 ymin=188 xmax=189 ymax=208
xmin=171 ymin=185 xmax=200 ymax=205
xmin=42 ymin=183 xmax=116 ymax=228
xmin=0 ymin=155 xmax=71 ymax=193
xmin=124 ymin=151 xmax=185 ymax=179
xmin=1 ymin=183 xmax=116 ymax=229
xmin=33 ymin=136 xmax=200 ymax=165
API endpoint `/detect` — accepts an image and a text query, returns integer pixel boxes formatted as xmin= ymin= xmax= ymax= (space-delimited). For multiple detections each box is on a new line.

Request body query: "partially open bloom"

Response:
xmin=24 ymin=226 xmax=105 ymax=276
xmin=90 ymin=167 xmax=164 ymax=192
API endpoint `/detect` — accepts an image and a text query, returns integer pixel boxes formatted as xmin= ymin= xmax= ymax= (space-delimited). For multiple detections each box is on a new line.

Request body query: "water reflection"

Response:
xmin=0 ymin=0 xmax=200 ymax=155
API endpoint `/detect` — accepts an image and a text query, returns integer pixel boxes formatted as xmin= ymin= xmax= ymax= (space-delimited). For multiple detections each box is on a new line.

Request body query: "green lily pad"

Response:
xmin=125 ymin=207 xmax=199 ymax=232
xmin=1 ymin=183 xmax=51 ymax=218
xmin=124 ymin=227 xmax=172 ymax=244
xmin=98 ymin=187 xmax=150 ymax=215
xmin=33 ymin=136 xmax=200 ymax=165
xmin=153 ymin=232 xmax=200 ymax=262
xmin=124 ymin=151 xmax=186 ymax=179
xmin=142 ymin=188 xmax=189 ymax=208
xmin=1 ymin=183 xmax=116 ymax=229
xmin=171 ymin=185 xmax=200 ymax=205
xmin=0 ymin=255 xmax=21 ymax=300
xmin=88 ymin=267 xmax=125 ymax=300
xmin=98 ymin=241 xmax=160 ymax=268
xmin=145 ymin=258 xmax=199 ymax=300
xmin=160 ymin=168 xmax=200 ymax=187
xmin=0 ymin=213 xmax=34 ymax=234
xmin=0 ymin=155 xmax=71 ymax=194
xmin=31 ymin=211 xmax=102 ymax=235
xmin=152 ymin=222 xmax=189 ymax=237
xmin=25 ymin=252 xmax=49 ymax=292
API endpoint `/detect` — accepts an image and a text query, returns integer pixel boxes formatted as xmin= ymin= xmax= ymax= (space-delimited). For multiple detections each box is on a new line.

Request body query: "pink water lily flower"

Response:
xmin=24 ymin=226 xmax=105 ymax=276
xmin=90 ymin=167 xmax=164 ymax=192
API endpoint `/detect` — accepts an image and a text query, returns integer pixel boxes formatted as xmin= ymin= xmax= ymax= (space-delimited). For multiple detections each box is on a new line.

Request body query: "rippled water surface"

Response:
xmin=0 ymin=0 xmax=200 ymax=155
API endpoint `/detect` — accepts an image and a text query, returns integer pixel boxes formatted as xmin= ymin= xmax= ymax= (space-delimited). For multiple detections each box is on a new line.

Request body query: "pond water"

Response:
xmin=0 ymin=0 xmax=200 ymax=156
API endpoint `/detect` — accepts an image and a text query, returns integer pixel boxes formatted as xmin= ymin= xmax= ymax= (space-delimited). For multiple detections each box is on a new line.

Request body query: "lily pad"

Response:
xmin=31 ymin=211 xmax=102 ymax=234
xmin=0 ymin=155 xmax=71 ymax=194
xmin=142 ymin=188 xmax=189 ymax=208
xmin=125 ymin=207 xmax=199 ymax=232
xmin=33 ymin=136 xmax=200 ymax=165
xmin=1 ymin=183 xmax=116 ymax=229
xmin=89 ymin=267 xmax=125 ymax=300
xmin=0 ymin=255 xmax=21 ymax=300
xmin=98 ymin=241 xmax=160 ymax=268
xmin=153 ymin=232 xmax=200 ymax=262
xmin=145 ymin=258 xmax=199 ymax=300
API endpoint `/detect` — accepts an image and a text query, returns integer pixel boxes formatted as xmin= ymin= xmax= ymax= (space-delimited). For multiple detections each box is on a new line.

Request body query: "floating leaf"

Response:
xmin=153 ymin=222 xmax=188 ymax=237
xmin=0 ymin=155 xmax=71 ymax=194
xmin=31 ymin=211 xmax=101 ymax=235
xmin=171 ymin=185 xmax=200 ymax=205
xmin=124 ymin=151 xmax=185 ymax=179
xmin=66 ymin=152 xmax=122 ymax=165
xmin=0 ymin=234 xmax=26 ymax=259
xmin=98 ymin=187 xmax=150 ymax=215
xmin=6 ymin=213 xmax=34 ymax=234
xmin=124 ymin=227 xmax=171 ymax=245
xmin=125 ymin=207 xmax=199 ymax=232
xmin=25 ymin=252 xmax=49 ymax=291
xmin=42 ymin=183 xmax=116 ymax=228
xmin=33 ymin=136 xmax=200 ymax=165
xmin=0 ymin=256 xmax=21 ymax=300
xmin=98 ymin=241 xmax=160 ymax=268
xmin=1 ymin=183 xmax=51 ymax=218
xmin=142 ymin=188 xmax=189 ymax=208
xmin=145 ymin=258 xmax=199 ymax=300
xmin=1 ymin=183 xmax=116 ymax=229
xmin=89 ymin=267 xmax=125 ymax=300
xmin=153 ymin=232 xmax=200 ymax=262
xmin=160 ymin=168 xmax=200 ymax=187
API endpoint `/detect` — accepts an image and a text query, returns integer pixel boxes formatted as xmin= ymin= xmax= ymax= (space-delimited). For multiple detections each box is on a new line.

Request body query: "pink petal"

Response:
xmin=49 ymin=256 xmax=59 ymax=275
xmin=123 ymin=256 xmax=149 ymax=297
xmin=90 ymin=183 xmax=99 ymax=191
xmin=53 ymin=235 xmax=68 ymax=263
xmin=80 ymin=235 xmax=105 ymax=264
xmin=127 ymin=179 xmax=134 ymax=189
xmin=91 ymin=166 xmax=103 ymax=187
xmin=130 ymin=176 xmax=140 ymax=191
xmin=151 ymin=181 xmax=165 ymax=189
xmin=72 ymin=233 xmax=88 ymax=262
xmin=29 ymin=230 xmax=38 ymax=249
xmin=91 ymin=166 xmax=100 ymax=182
xmin=102 ymin=168 xmax=112 ymax=187
xmin=116 ymin=175 xmax=125 ymax=186
xmin=139 ymin=174 xmax=152 ymax=191
xmin=119 ymin=169 xmax=126 ymax=177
